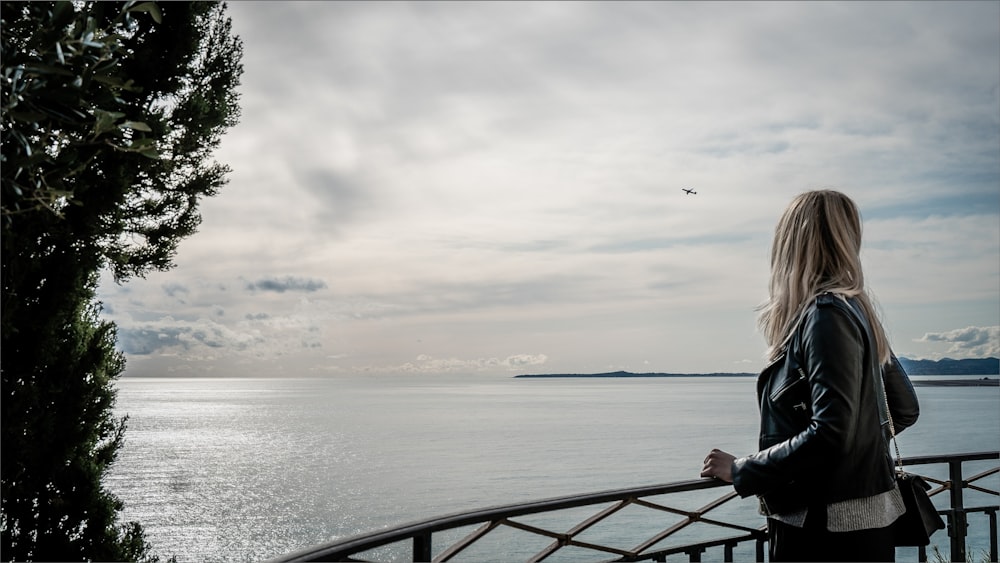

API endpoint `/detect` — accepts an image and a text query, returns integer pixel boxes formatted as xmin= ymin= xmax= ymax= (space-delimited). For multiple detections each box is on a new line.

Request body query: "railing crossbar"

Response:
xmin=630 ymin=489 xmax=743 ymax=555
xmin=502 ymin=518 xmax=565 ymax=541
xmin=965 ymin=466 xmax=1000 ymax=497
xmin=530 ymin=498 xmax=636 ymax=561
xmin=968 ymin=483 xmax=1000 ymax=496
xmin=631 ymin=498 xmax=694 ymax=518
xmin=565 ymin=499 xmax=634 ymax=536
xmin=433 ymin=520 xmax=499 ymax=563
xmin=928 ymin=484 xmax=949 ymax=497
xmin=557 ymin=538 xmax=634 ymax=559
xmin=631 ymin=514 xmax=696 ymax=554
xmin=694 ymin=516 xmax=764 ymax=535
xmin=968 ymin=466 xmax=1000 ymax=482
xmin=528 ymin=539 xmax=564 ymax=563
xmin=531 ymin=497 xmax=635 ymax=561
xmin=697 ymin=490 xmax=740 ymax=512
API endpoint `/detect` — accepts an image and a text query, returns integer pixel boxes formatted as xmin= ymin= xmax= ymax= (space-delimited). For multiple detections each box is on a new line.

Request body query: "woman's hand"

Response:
xmin=701 ymin=449 xmax=735 ymax=483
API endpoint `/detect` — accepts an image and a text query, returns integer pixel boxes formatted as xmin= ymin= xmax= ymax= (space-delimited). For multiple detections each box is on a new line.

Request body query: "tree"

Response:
xmin=1 ymin=2 xmax=242 ymax=559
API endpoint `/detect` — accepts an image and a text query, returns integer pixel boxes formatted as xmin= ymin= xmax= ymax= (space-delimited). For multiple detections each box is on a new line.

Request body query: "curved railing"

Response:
xmin=270 ymin=451 xmax=999 ymax=563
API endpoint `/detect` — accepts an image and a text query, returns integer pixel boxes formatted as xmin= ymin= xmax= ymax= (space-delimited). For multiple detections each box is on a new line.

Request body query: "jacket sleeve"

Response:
xmin=883 ymin=352 xmax=919 ymax=433
xmin=732 ymin=305 xmax=864 ymax=498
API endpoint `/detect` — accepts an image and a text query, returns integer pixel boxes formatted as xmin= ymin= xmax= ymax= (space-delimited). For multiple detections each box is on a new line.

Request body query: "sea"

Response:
xmin=105 ymin=374 xmax=1000 ymax=562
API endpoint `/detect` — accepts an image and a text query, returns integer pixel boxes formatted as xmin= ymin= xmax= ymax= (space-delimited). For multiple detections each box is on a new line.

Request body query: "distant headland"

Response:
xmin=514 ymin=371 xmax=755 ymax=379
xmin=516 ymin=357 xmax=1000 ymax=386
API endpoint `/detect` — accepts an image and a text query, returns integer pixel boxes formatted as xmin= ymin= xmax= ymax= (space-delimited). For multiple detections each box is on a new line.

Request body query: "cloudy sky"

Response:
xmin=97 ymin=1 xmax=1000 ymax=378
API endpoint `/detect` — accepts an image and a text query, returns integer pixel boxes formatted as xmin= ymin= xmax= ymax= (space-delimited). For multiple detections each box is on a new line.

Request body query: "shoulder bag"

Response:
xmin=881 ymin=379 xmax=946 ymax=546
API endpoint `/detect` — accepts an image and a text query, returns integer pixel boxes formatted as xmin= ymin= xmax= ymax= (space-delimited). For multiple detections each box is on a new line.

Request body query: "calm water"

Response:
xmin=106 ymin=375 xmax=1000 ymax=562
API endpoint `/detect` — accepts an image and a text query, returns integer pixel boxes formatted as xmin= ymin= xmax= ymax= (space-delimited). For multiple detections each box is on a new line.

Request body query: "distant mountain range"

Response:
xmin=516 ymin=357 xmax=999 ymax=378
xmin=896 ymin=357 xmax=999 ymax=375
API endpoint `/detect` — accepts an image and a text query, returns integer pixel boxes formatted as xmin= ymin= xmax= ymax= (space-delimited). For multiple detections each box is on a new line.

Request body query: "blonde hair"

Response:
xmin=757 ymin=190 xmax=890 ymax=364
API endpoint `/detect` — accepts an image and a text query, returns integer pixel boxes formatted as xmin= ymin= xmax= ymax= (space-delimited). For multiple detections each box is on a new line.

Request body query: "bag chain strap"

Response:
xmin=880 ymin=372 xmax=905 ymax=473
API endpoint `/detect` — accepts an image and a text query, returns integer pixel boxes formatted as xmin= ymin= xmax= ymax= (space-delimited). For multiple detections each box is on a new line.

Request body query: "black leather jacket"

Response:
xmin=731 ymin=293 xmax=920 ymax=515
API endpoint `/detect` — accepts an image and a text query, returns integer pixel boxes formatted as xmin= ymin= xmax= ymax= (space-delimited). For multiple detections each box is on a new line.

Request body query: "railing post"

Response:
xmin=413 ymin=531 xmax=432 ymax=562
xmin=988 ymin=508 xmax=998 ymax=563
xmin=723 ymin=541 xmax=736 ymax=562
xmin=949 ymin=460 xmax=968 ymax=563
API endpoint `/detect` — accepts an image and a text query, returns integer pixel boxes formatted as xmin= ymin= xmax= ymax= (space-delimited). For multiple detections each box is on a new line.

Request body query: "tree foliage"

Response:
xmin=1 ymin=2 xmax=242 ymax=559
xmin=2 ymin=0 xmax=243 ymax=279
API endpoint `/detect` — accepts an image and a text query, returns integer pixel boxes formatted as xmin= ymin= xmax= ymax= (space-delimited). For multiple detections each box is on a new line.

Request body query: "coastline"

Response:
xmin=514 ymin=371 xmax=755 ymax=379
xmin=910 ymin=378 xmax=999 ymax=387
xmin=515 ymin=371 xmax=999 ymax=387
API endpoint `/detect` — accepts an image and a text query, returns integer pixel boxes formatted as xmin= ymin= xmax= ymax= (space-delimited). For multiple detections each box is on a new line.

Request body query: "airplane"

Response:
xmin=682 ymin=188 xmax=697 ymax=195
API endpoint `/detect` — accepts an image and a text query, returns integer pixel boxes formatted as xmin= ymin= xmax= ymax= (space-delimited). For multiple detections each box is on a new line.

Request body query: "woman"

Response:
xmin=701 ymin=190 xmax=920 ymax=562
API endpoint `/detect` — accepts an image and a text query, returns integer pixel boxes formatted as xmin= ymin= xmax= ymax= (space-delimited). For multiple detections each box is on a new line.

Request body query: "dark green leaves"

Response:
xmin=126 ymin=1 xmax=162 ymax=24
xmin=2 ymin=2 xmax=242 ymax=560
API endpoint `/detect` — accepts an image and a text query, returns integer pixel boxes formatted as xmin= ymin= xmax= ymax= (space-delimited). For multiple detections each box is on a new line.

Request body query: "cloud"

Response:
xmin=162 ymin=282 xmax=190 ymax=298
xmin=504 ymin=354 xmax=549 ymax=368
xmin=117 ymin=316 xmax=264 ymax=357
xmin=245 ymin=276 xmax=328 ymax=293
xmin=379 ymin=353 xmax=549 ymax=374
xmin=918 ymin=326 xmax=1000 ymax=358
xmin=95 ymin=2 xmax=998 ymax=377
xmin=297 ymin=168 xmax=380 ymax=228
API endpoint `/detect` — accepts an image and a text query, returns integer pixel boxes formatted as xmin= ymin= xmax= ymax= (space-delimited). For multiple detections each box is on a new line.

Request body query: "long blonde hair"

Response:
xmin=757 ymin=190 xmax=890 ymax=364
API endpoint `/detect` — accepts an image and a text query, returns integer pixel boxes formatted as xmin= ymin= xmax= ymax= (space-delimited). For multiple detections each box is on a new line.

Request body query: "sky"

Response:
xmin=96 ymin=1 xmax=1000 ymax=378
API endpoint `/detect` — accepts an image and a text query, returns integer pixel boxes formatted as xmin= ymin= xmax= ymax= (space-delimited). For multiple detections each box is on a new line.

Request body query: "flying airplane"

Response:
xmin=682 ymin=188 xmax=697 ymax=195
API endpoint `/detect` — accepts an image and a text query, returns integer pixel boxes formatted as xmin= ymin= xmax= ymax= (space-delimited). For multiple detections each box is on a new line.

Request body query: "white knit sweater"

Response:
xmin=766 ymin=483 xmax=906 ymax=532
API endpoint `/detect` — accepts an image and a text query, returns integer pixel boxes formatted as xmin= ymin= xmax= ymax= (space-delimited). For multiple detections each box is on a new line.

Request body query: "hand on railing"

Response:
xmin=702 ymin=448 xmax=736 ymax=483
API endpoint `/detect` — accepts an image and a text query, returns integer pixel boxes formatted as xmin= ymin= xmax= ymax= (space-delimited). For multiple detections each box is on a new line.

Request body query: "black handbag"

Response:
xmin=891 ymin=471 xmax=945 ymax=546
xmin=880 ymin=379 xmax=946 ymax=546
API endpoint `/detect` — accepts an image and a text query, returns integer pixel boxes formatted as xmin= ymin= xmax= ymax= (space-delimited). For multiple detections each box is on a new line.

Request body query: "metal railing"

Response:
xmin=271 ymin=451 xmax=999 ymax=563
